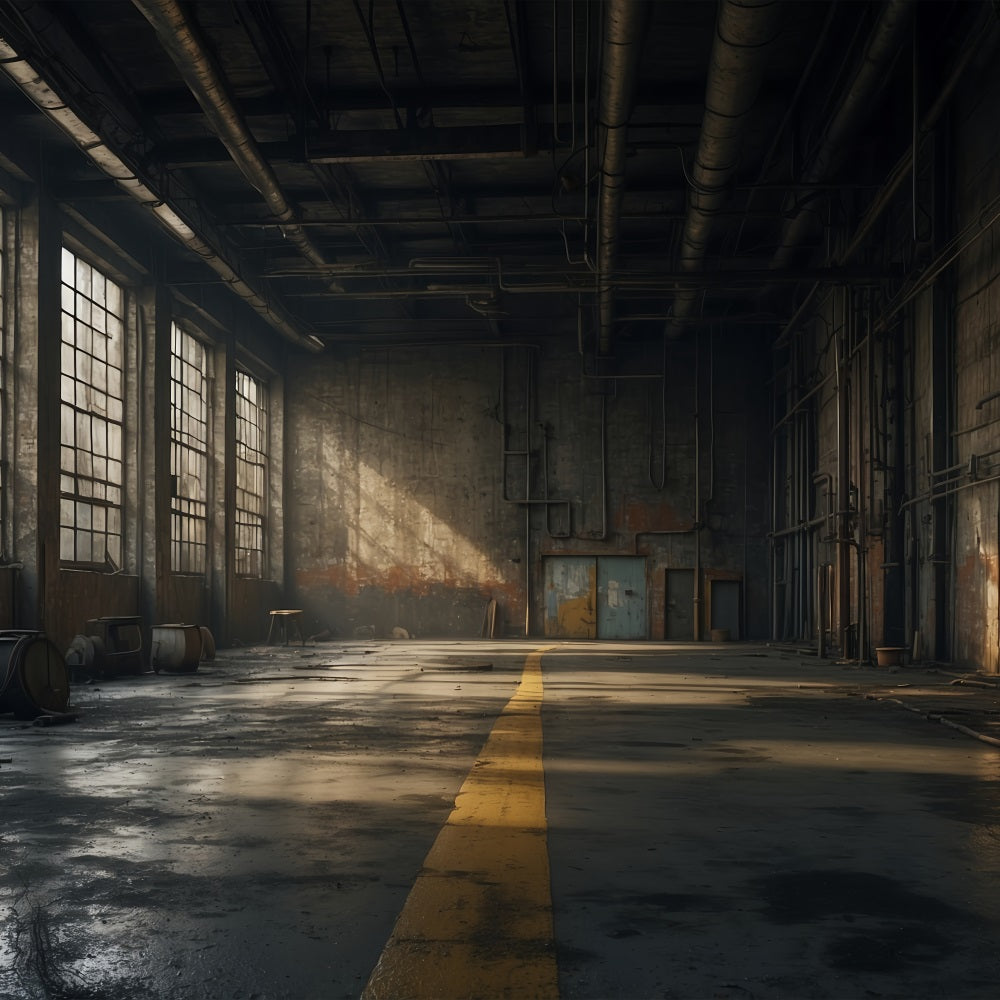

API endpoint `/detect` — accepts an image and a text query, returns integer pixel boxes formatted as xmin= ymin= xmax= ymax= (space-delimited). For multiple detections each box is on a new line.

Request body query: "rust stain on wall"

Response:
xmin=619 ymin=498 xmax=692 ymax=534
xmin=295 ymin=565 xmax=523 ymax=606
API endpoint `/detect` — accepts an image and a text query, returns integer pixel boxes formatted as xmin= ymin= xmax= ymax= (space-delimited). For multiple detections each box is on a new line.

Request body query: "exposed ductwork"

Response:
xmin=596 ymin=0 xmax=646 ymax=358
xmin=669 ymin=0 xmax=782 ymax=334
xmin=771 ymin=0 xmax=914 ymax=269
xmin=132 ymin=0 xmax=330 ymax=275
xmin=0 ymin=31 xmax=322 ymax=353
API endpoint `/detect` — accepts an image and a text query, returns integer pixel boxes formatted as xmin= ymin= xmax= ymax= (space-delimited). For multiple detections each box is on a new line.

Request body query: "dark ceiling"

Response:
xmin=0 ymin=0 xmax=991 ymax=358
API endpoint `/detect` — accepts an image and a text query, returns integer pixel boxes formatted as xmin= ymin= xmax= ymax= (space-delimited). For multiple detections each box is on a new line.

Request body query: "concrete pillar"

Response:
xmin=12 ymin=193 xmax=61 ymax=631
xmin=136 ymin=283 xmax=172 ymax=634
xmin=208 ymin=332 xmax=234 ymax=644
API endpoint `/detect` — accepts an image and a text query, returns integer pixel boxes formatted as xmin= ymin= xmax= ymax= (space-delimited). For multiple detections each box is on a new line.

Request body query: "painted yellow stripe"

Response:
xmin=362 ymin=648 xmax=558 ymax=1000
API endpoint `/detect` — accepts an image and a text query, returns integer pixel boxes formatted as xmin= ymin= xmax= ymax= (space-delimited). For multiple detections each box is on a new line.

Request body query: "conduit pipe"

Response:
xmin=0 ymin=34 xmax=321 ymax=353
xmin=670 ymin=0 xmax=781 ymax=333
xmin=775 ymin=2 xmax=991 ymax=347
xmin=132 ymin=0 xmax=330 ymax=275
xmin=596 ymin=0 xmax=646 ymax=357
xmin=772 ymin=0 xmax=913 ymax=270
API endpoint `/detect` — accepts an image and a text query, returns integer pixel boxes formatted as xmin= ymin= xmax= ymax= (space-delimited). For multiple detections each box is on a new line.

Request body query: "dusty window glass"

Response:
xmin=59 ymin=247 xmax=125 ymax=567
xmin=170 ymin=323 xmax=209 ymax=574
xmin=0 ymin=207 xmax=5 ymax=548
xmin=234 ymin=368 xmax=267 ymax=578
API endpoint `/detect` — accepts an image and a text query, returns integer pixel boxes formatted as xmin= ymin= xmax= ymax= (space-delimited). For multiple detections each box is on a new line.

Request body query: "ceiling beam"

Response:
xmin=305 ymin=124 xmax=536 ymax=164
xmin=138 ymin=84 xmax=707 ymax=118
xmin=157 ymin=137 xmax=296 ymax=168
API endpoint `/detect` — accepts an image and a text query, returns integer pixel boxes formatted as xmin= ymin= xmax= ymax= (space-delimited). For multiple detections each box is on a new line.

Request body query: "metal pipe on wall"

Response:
xmin=836 ymin=289 xmax=852 ymax=656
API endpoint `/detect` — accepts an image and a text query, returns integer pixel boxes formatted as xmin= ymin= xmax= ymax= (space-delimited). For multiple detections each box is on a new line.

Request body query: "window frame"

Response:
xmin=58 ymin=245 xmax=126 ymax=569
xmin=169 ymin=321 xmax=211 ymax=576
xmin=233 ymin=366 xmax=268 ymax=579
xmin=0 ymin=205 xmax=7 ymax=556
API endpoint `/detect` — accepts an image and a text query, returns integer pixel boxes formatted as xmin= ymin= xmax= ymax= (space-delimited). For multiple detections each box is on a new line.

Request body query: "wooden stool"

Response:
xmin=267 ymin=609 xmax=304 ymax=646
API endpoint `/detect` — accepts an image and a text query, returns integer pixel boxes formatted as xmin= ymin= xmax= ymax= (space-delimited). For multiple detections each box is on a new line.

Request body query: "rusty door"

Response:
xmin=544 ymin=557 xmax=597 ymax=638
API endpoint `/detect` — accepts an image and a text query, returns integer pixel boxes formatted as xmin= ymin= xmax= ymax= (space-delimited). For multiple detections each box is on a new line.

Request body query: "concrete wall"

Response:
xmin=286 ymin=330 xmax=772 ymax=640
xmin=779 ymin=50 xmax=1000 ymax=673
xmin=950 ymin=62 xmax=1000 ymax=672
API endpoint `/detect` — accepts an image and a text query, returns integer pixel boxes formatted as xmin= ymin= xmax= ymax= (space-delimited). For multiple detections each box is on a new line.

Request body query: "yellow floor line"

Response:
xmin=362 ymin=647 xmax=559 ymax=1000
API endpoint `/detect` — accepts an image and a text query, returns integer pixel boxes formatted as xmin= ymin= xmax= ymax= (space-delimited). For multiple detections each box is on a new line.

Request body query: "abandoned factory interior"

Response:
xmin=7 ymin=1 xmax=1000 ymax=998
xmin=0 ymin=0 xmax=993 ymax=664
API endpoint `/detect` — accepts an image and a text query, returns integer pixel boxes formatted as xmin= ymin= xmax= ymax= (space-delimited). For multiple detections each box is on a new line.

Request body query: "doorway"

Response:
xmin=665 ymin=568 xmax=695 ymax=640
xmin=544 ymin=556 xmax=647 ymax=639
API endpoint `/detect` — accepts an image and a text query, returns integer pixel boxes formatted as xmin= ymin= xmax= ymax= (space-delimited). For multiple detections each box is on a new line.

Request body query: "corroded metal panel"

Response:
xmin=597 ymin=556 xmax=647 ymax=640
xmin=544 ymin=557 xmax=596 ymax=639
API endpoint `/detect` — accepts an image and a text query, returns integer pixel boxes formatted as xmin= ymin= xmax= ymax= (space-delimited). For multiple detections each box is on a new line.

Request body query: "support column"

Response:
xmin=13 ymin=193 xmax=61 ymax=631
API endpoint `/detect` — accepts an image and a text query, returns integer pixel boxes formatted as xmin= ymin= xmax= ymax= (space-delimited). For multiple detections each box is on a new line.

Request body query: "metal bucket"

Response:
xmin=0 ymin=631 xmax=71 ymax=719
xmin=150 ymin=624 xmax=202 ymax=673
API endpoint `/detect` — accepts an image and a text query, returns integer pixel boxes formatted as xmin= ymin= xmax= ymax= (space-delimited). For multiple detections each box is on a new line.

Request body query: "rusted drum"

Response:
xmin=150 ymin=624 xmax=202 ymax=673
xmin=0 ymin=631 xmax=71 ymax=719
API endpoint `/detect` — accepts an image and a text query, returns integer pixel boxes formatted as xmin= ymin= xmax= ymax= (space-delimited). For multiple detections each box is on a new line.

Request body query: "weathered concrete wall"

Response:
xmin=950 ymin=62 xmax=1000 ymax=672
xmin=286 ymin=331 xmax=772 ymax=640
xmin=286 ymin=345 xmax=527 ymax=638
xmin=784 ymin=51 xmax=1000 ymax=673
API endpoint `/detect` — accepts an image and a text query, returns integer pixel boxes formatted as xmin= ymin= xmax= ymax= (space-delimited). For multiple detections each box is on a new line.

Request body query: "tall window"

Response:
xmin=234 ymin=369 xmax=267 ymax=577
xmin=0 ymin=207 xmax=5 ymax=547
xmin=170 ymin=323 xmax=209 ymax=574
xmin=59 ymin=247 xmax=124 ymax=567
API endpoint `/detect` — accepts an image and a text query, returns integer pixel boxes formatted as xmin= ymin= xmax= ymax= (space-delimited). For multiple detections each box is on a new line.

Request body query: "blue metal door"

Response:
xmin=597 ymin=557 xmax=647 ymax=639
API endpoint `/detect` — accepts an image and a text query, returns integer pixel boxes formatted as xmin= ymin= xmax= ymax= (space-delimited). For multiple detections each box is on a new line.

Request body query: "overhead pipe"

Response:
xmin=771 ymin=0 xmax=914 ymax=270
xmin=669 ymin=0 xmax=782 ymax=334
xmin=0 ymin=33 xmax=321 ymax=354
xmin=595 ymin=0 xmax=646 ymax=357
xmin=132 ymin=0 xmax=331 ymax=275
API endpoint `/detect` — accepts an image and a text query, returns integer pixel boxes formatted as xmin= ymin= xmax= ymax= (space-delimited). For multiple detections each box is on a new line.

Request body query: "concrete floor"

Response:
xmin=2 ymin=641 xmax=1000 ymax=999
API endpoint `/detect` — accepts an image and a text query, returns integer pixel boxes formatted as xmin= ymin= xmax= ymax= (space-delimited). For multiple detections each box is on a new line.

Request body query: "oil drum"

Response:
xmin=0 ymin=631 xmax=71 ymax=719
xmin=150 ymin=624 xmax=202 ymax=673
